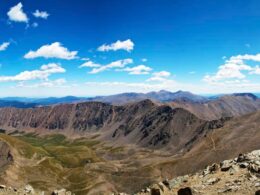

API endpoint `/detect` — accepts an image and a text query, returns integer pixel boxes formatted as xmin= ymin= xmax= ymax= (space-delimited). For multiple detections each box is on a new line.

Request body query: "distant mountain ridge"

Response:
xmin=0 ymin=91 xmax=260 ymax=120
xmin=0 ymin=100 xmax=38 ymax=109
xmin=0 ymin=90 xmax=210 ymax=107
xmin=169 ymin=92 xmax=260 ymax=120
xmin=232 ymin=92 xmax=258 ymax=100
xmin=0 ymin=96 xmax=89 ymax=108
xmin=85 ymin=90 xmax=209 ymax=105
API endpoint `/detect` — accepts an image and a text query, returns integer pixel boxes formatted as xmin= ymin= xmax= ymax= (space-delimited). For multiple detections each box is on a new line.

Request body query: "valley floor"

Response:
xmin=0 ymin=131 xmax=259 ymax=195
xmin=0 ymin=132 xmax=183 ymax=194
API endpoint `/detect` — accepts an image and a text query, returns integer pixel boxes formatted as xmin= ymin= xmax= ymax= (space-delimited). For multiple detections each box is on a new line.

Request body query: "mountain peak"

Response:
xmin=232 ymin=93 xmax=258 ymax=100
xmin=158 ymin=90 xmax=171 ymax=93
xmin=175 ymin=90 xmax=186 ymax=93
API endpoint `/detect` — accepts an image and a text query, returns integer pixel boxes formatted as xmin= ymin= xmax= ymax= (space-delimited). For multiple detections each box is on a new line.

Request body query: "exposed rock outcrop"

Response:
xmin=0 ymin=141 xmax=13 ymax=168
xmin=131 ymin=149 xmax=260 ymax=195
xmin=0 ymin=184 xmax=72 ymax=195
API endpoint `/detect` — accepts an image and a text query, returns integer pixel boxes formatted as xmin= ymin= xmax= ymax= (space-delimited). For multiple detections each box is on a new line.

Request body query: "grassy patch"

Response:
xmin=0 ymin=133 xmax=105 ymax=194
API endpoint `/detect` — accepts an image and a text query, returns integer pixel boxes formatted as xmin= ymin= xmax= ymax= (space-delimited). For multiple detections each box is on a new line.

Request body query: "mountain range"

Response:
xmin=0 ymin=90 xmax=207 ymax=107
xmin=0 ymin=93 xmax=259 ymax=150
xmin=169 ymin=93 xmax=260 ymax=120
xmin=0 ymin=90 xmax=259 ymax=107
xmin=0 ymin=90 xmax=260 ymax=194
xmin=0 ymin=91 xmax=260 ymax=152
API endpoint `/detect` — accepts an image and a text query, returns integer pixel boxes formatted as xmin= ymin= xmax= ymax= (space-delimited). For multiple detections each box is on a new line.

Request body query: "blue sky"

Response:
xmin=1 ymin=0 xmax=260 ymax=97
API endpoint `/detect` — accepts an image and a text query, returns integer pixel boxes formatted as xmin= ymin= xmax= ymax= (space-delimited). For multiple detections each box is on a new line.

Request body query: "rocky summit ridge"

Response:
xmin=0 ymin=184 xmax=72 ymax=195
xmin=117 ymin=150 xmax=260 ymax=195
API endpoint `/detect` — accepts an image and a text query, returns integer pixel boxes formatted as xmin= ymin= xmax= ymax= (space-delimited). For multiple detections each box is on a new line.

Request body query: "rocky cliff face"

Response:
xmin=0 ymin=141 xmax=12 ymax=169
xmin=0 ymin=100 xmax=228 ymax=151
xmin=0 ymin=102 xmax=112 ymax=131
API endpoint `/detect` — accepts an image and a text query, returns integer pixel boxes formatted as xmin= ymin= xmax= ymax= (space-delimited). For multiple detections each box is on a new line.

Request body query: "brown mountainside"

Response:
xmin=153 ymin=109 xmax=260 ymax=179
xmin=0 ymin=99 xmax=259 ymax=193
xmin=169 ymin=94 xmax=260 ymax=120
xmin=0 ymin=100 xmax=220 ymax=153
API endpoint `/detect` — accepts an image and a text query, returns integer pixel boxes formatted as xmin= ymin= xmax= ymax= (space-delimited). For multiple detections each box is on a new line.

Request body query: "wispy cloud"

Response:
xmin=85 ymin=79 xmax=176 ymax=91
xmin=97 ymin=39 xmax=134 ymax=52
xmin=87 ymin=59 xmax=133 ymax=74
xmin=147 ymin=71 xmax=171 ymax=81
xmin=33 ymin=10 xmax=49 ymax=19
xmin=118 ymin=65 xmax=152 ymax=75
xmin=189 ymin=71 xmax=196 ymax=74
xmin=32 ymin=22 xmax=38 ymax=28
xmin=79 ymin=61 xmax=101 ymax=68
xmin=17 ymin=78 xmax=67 ymax=88
xmin=245 ymin=43 xmax=251 ymax=48
xmin=81 ymin=57 xmax=90 ymax=61
xmin=24 ymin=42 xmax=78 ymax=60
xmin=250 ymin=65 xmax=260 ymax=74
xmin=0 ymin=42 xmax=10 ymax=51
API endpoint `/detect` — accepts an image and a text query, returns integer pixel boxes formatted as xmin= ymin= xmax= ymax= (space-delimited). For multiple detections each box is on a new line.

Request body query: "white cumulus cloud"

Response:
xmin=0 ymin=42 xmax=10 ymax=51
xmin=203 ymin=53 xmax=260 ymax=84
xmin=33 ymin=10 xmax=49 ymax=19
xmin=7 ymin=2 xmax=28 ymax=23
xmin=24 ymin=42 xmax=78 ymax=60
xmin=0 ymin=63 xmax=65 ymax=82
xmin=97 ymin=39 xmax=134 ymax=52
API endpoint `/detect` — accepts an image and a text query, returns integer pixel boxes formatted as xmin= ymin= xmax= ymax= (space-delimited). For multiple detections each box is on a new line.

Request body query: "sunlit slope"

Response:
xmin=0 ymin=133 xmax=111 ymax=194
xmin=0 ymin=133 xmax=165 ymax=194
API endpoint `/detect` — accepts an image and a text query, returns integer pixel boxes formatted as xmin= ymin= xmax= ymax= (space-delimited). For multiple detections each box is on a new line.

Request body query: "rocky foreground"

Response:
xmin=0 ymin=185 xmax=72 ymax=195
xmin=0 ymin=150 xmax=259 ymax=194
xmin=120 ymin=150 xmax=260 ymax=195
